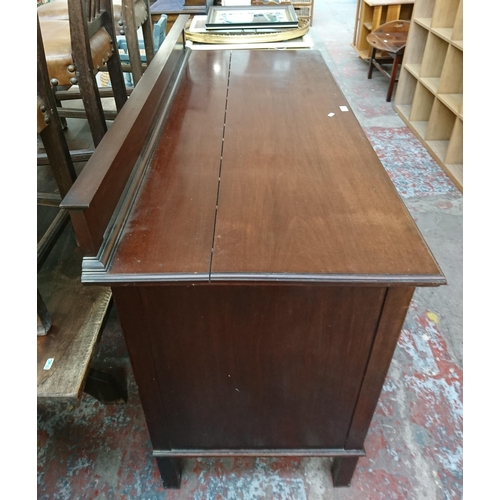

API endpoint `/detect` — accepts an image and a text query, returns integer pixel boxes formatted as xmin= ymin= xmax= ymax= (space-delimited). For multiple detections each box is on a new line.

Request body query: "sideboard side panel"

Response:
xmin=117 ymin=284 xmax=387 ymax=451
xmin=345 ymin=286 xmax=415 ymax=449
xmin=112 ymin=286 xmax=173 ymax=450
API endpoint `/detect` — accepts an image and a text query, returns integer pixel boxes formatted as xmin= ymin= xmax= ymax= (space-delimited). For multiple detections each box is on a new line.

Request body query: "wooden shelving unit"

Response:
xmin=352 ymin=0 xmax=414 ymax=59
xmin=394 ymin=0 xmax=463 ymax=191
xmin=290 ymin=0 xmax=315 ymax=26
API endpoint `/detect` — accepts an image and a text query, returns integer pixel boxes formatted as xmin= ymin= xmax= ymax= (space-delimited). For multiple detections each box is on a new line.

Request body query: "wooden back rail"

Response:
xmin=61 ymin=15 xmax=189 ymax=262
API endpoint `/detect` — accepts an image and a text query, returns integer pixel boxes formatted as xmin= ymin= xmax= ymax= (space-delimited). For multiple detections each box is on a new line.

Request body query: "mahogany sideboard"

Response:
xmin=61 ymin=16 xmax=445 ymax=489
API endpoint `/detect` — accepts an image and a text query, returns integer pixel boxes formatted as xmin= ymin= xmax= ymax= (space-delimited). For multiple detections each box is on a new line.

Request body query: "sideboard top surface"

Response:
xmin=108 ymin=50 xmax=444 ymax=285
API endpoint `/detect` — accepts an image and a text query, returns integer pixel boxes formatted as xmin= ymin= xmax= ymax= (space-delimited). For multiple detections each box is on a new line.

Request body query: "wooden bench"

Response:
xmin=37 ymin=227 xmax=114 ymax=403
xmin=60 ymin=14 xmax=445 ymax=489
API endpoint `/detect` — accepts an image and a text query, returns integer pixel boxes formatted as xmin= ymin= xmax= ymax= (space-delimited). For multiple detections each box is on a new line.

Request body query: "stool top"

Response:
xmin=367 ymin=20 xmax=410 ymax=54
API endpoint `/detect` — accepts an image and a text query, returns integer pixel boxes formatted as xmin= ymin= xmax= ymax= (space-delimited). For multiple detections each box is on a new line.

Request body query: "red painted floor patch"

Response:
xmin=37 ymin=296 xmax=463 ymax=499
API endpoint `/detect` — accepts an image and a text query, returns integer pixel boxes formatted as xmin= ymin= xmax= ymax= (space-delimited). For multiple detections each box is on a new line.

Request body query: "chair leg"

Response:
xmin=51 ymin=88 xmax=68 ymax=130
xmin=367 ymin=47 xmax=375 ymax=79
xmin=102 ymin=0 xmax=128 ymax=111
xmin=38 ymin=16 xmax=77 ymax=196
xmin=37 ymin=289 xmax=52 ymax=336
xmin=77 ymin=66 xmax=108 ymax=146
xmin=386 ymin=53 xmax=402 ymax=102
xmin=107 ymin=49 xmax=129 ymax=112
xmin=122 ymin=0 xmax=143 ymax=86
xmin=142 ymin=1 xmax=155 ymax=65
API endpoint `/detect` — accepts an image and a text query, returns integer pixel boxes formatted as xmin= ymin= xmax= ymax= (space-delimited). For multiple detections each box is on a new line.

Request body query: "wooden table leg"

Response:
xmin=386 ymin=53 xmax=402 ymax=101
xmin=156 ymin=457 xmax=182 ymax=489
xmin=331 ymin=457 xmax=359 ymax=487
xmin=37 ymin=289 xmax=52 ymax=336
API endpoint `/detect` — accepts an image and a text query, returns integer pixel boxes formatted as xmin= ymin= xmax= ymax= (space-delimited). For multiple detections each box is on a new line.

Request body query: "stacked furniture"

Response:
xmin=394 ymin=0 xmax=463 ymax=191
xmin=37 ymin=0 xmax=128 ymax=147
xmin=289 ymin=0 xmax=314 ymax=26
xmin=366 ymin=19 xmax=410 ymax=102
xmin=352 ymin=0 xmax=414 ymax=60
xmin=250 ymin=0 xmax=315 ymax=26
xmin=37 ymin=1 xmax=126 ymax=403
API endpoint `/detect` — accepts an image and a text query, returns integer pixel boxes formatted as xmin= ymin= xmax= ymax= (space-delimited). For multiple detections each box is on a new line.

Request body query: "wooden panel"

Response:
xmin=113 ymin=284 xmax=387 ymax=450
xmin=61 ymin=16 xmax=190 ymax=256
xmin=396 ymin=69 xmax=417 ymax=106
xmin=451 ymin=0 xmax=462 ymax=41
xmin=212 ymin=50 xmax=442 ymax=280
xmin=431 ymin=0 xmax=460 ymax=29
xmin=109 ymin=51 xmax=230 ymax=277
xmin=437 ymin=45 xmax=463 ymax=95
xmin=395 ymin=0 xmax=463 ymax=192
xmin=420 ymin=32 xmax=448 ymax=78
xmin=409 ymin=83 xmax=433 ymax=121
xmin=412 ymin=0 xmax=435 ymax=18
xmin=112 ymin=287 xmax=172 ymax=449
xmin=426 ymin=98 xmax=455 ymax=141
xmin=403 ymin=22 xmax=428 ymax=66
xmin=344 ymin=287 xmax=414 ymax=448
xmin=445 ymin=117 xmax=463 ymax=165
xmin=386 ymin=5 xmax=401 ymax=22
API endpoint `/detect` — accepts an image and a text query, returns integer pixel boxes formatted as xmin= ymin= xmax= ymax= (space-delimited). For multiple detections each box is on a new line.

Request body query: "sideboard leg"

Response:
xmin=83 ymin=368 xmax=128 ymax=405
xmin=155 ymin=457 xmax=182 ymax=489
xmin=331 ymin=457 xmax=359 ymax=487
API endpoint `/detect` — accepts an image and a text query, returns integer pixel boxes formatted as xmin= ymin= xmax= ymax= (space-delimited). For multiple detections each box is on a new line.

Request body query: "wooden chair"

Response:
xmin=38 ymin=0 xmax=155 ymax=87
xmin=37 ymin=15 xmax=76 ymax=334
xmin=38 ymin=0 xmax=128 ymax=147
xmin=114 ymin=0 xmax=155 ymax=85
xmin=115 ymin=13 xmax=168 ymax=87
xmin=366 ymin=20 xmax=410 ymax=102
xmin=38 ymin=17 xmax=127 ymax=407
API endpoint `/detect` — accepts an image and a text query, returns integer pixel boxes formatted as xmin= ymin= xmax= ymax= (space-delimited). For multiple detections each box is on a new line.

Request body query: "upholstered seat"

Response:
xmin=37 ymin=0 xmax=128 ymax=147
xmin=39 ymin=20 xmax=113 ymax=87
xmin=37 ymin=0 xmax=148 ymax=37
xmin=38 ymin=0 xmax=153 ymax=86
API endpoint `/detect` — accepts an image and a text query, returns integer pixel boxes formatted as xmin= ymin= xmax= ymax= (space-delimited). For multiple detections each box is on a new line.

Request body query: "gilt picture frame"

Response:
xmin=205 ymin=5 xmax=299 ymax=30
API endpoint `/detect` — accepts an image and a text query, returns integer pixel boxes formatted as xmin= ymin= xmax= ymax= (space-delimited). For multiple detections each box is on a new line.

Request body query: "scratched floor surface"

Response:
xmin=37 ymin=0 xmax=463 ymax=498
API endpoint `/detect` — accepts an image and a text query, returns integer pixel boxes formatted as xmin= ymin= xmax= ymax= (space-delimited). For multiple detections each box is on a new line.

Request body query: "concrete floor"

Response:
xmin=37 ymin=0 xmax=463 ymax=498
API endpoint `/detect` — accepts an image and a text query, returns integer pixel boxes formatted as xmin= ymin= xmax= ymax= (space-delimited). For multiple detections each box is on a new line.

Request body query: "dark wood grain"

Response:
xmin=79 ymin=50 xmax=447 ymax=286
xmin=113 ymin=284 xmax=385 ymax=450
xmin=332 ymin=286 xmax=416 ymax=486
xmin=344 ymin=286 xmax=416 ymax=449
xmin=37 ymin=15 xmax=77 ymax=199
xmin=332 ymin=456 xmax=359 ymax=487
xmin=155 ymin=457 xmax=182 ymax=489
xmin=61 ymin=49 xmax=446 ymax=489
xmin=61 ymin=15 xmax=190 ymax=256
xmin=112 ymin=286 xmax=174 ymax=450
xmin=212 ymin=50 xmax=443 ymax=281
xmin=108 ymin=51 xmax=231 ymax=276
xmin=66 ymin=0 xmax=126 ymax=146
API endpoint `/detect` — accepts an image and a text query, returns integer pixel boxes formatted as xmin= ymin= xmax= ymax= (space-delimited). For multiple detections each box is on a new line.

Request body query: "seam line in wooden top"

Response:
xmin=209 ymin=51 xmax=232 ymax=282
